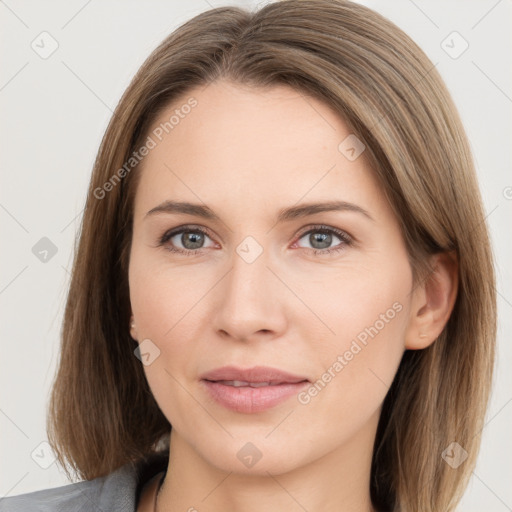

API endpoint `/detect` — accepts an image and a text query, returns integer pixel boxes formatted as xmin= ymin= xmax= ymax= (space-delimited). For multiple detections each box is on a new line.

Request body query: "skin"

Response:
xmin=129 ymin=79 xmax=458 ymax=512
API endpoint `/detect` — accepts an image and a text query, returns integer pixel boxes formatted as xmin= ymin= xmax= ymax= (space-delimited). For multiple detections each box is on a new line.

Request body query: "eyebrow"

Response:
xmin=145 ymin=200 xmax=374 ymax=223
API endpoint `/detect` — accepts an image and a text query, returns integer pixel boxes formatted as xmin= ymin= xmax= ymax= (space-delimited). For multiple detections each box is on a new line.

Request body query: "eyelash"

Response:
xmin=157 ymin=224 xmax=353 ymax=257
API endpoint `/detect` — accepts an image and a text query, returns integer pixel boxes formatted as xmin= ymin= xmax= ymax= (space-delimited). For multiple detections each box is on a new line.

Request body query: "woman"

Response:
xmin=0 ymin=1 xmax=496 ymax=511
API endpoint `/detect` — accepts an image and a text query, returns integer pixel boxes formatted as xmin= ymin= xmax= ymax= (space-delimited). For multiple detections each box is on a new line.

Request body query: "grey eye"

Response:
xmin=170 ymin=230 xmax=213 ymax=250
xmin=297 ymin=230 xmax=342 ymax=250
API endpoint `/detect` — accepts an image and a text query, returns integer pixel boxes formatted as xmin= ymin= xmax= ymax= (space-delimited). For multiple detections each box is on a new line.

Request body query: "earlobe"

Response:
xmin=130 ymin=315 xmax=138 ymax=341
xmin=405 ymin=251 xmax=458 ymax=350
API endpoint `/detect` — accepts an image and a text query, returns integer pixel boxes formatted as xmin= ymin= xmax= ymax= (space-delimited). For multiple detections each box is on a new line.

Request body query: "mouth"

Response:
xmin=200 ymin=366 xmax=310 ymax=413
xmin=200 ymin=365 xmax=309 ymax=384
xmin=210 ymin=380 xmax=306 ymax=387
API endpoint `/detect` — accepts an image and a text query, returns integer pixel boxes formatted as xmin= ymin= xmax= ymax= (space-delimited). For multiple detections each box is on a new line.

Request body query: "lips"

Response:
xmin=200 ymin=365 xmax=309 ymax=385
xmin=200 ymin=366 xmax=310 ymax=413
xmin=216 ymin=380 xmax=283 ymax=387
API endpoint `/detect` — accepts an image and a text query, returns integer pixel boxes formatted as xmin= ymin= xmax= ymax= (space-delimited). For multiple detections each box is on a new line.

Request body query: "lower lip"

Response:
xmin=202 ymin=380 xmax=309 ymax=413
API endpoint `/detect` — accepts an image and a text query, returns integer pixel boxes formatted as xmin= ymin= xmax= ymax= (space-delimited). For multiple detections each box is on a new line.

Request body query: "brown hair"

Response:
xmin=47 ymin=1 xmax=497 ymax=510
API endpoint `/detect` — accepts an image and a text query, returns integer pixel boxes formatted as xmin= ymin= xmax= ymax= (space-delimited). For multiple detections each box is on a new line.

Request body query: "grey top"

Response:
xmin=0 ymin=451 xmax=169 ymax=512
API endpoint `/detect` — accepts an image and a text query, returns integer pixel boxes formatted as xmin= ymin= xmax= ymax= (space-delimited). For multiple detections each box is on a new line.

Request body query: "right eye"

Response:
xmin=158 ymin=225 xmax=217 ymax=255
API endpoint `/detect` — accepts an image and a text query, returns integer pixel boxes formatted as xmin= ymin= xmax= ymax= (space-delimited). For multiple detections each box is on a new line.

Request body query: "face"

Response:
xmin=128 ymin=79 xmax=415 ymax=476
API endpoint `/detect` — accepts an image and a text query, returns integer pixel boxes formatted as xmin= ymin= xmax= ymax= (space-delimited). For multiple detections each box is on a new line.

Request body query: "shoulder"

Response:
xmin=0 ymin=451 xmax=169 ymax=512
xmin=0 ymin=465 xmax=136 ymax=512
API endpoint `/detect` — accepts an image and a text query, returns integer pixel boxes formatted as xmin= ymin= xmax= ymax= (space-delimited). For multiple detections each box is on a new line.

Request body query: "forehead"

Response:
xmin=133 ymin=79 xmax=384 ymax=219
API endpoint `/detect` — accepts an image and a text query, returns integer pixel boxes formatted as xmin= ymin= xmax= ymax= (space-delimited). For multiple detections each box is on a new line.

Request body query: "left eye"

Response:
xmin=294 ymin=226 xmax=352 ymax=254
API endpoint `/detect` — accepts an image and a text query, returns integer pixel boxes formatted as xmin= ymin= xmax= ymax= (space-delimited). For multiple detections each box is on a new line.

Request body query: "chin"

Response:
xmin=199 ymin=435 xmax=310 ymax=476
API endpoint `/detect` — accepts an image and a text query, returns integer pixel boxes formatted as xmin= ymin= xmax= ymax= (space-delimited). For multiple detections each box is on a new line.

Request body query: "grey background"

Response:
xmin=1 ymin=1 xmax=510 ymax=510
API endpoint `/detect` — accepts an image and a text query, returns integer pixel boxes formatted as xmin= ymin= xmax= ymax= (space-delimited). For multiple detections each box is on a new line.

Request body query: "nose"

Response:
xmin=211 ymin=240 xmax=288 ymax=342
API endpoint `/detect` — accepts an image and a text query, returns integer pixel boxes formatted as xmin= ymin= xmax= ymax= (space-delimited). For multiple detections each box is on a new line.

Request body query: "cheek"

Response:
xmin=296 ymin=258 xmax=410 ymax=410
xmin=128 ymin=250 xmax=211 ymax=417
xmin=128 ymin=247 xmax=203 ymax=341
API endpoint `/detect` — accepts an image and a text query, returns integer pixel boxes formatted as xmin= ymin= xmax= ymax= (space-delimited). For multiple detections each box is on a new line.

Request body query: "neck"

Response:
xmin=157 ymin=413 xmax=379 ymax=512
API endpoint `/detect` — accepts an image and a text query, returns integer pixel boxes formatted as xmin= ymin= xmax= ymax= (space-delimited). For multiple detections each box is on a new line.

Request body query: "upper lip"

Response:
xmin=200 ymin=365 xmax=309 ymax=384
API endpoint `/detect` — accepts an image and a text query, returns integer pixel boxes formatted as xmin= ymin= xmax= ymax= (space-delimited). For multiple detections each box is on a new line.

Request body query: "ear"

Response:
xmin=129 ymin=314 xmax=138 ymax=341
xmin=405 ymin=251 xmax=458 ymax=350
